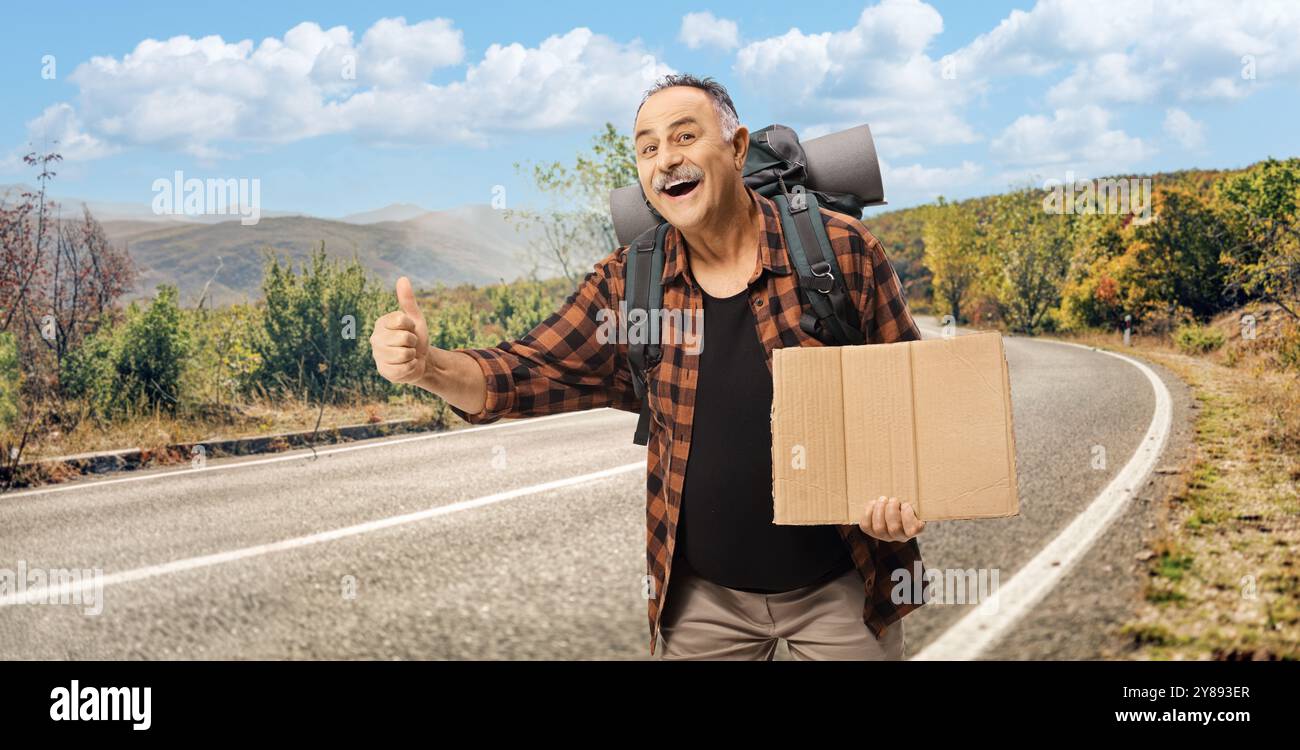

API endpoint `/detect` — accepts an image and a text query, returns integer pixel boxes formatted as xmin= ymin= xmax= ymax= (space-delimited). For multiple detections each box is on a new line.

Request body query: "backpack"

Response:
xmin=623 ymin=124 xmax=867 ymax=446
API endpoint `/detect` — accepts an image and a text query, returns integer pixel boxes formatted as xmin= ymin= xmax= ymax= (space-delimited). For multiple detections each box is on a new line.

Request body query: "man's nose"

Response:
xmin=655 ymin=147 xmax=684 ymax=176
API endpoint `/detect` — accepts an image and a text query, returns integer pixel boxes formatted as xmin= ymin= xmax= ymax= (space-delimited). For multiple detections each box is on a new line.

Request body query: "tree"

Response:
xmin=1119 ymin=187 xmax=1233 ymax=322
xmin=1217 ymin=157 xmax=1300 ymax=320
xmin=1059 ymin=211 xmax=1129 ymax=329
xmin=0 ymin=146 xmax=135 ymax=450
xmin=983 ymin=189 xmax=1074 ymax=333
xmin=45 ymin=206 xmax=136 ymax=368
xmin=0 ymin=150 xmax=61 ymax=336
xmin=921 ymin=198 xmax=982 ymax=322
xmin=507 ymin=123 xmax=638 ymax=283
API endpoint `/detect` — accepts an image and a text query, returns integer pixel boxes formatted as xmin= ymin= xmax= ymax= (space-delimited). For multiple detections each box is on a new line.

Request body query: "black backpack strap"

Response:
xmin=773 ymin=185 xmax=866 ymax=346
xmin=624 ymin=222 xmax=669 ymax=445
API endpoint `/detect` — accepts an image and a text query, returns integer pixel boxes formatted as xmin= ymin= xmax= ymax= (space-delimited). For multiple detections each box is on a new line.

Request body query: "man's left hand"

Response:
xmin=858 ymin=496 xmax=926 ymax=542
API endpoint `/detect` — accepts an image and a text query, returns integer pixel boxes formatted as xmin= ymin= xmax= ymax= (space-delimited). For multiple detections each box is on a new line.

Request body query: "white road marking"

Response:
xmin=0 ymin=461 xmax=646 ymax=608
xmin=3 ymin=409 xmax=633 ymax=500
xmin=912 ymin=338 xmax=1173 ymax=660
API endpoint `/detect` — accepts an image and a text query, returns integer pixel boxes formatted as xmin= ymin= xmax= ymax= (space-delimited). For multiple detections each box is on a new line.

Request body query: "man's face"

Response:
xmin=633 ymin=86 xmax=747 ymax=232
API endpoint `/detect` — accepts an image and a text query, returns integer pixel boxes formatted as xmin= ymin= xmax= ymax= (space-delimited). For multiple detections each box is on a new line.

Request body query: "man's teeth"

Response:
xmin=664 ymin=178 xmax=698 ymax=195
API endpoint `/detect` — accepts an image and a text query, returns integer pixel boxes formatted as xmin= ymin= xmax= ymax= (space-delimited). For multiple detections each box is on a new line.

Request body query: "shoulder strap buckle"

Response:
xmin=809 ymin=261 xmax=835 ymax=293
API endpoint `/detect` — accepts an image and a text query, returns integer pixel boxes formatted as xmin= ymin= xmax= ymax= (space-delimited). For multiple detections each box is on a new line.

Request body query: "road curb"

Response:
xmin=3 ymin=417 xmax=444 ymax=487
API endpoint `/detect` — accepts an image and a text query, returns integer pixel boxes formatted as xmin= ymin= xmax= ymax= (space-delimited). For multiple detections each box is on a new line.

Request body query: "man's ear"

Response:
xmin=732 ymin=125 xmax=750 ymax=171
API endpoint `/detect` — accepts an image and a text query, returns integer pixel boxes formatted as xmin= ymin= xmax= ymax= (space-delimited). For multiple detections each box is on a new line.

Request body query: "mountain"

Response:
xmin=0 ymin=186 xmax=564 ymax=305
xmin=338 ymin=203 xmax=430 ymax=224
xmin=99 ymin=207 xmax=552 ymax=306
xmin=0 ymin=184 xmax=302 ymax=224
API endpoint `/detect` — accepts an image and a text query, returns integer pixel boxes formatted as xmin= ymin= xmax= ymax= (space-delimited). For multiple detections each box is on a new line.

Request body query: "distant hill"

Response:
xmin=338 ymin=203 xmax=430 ymax=224
xmin=0 ymin=183 xmax=304 ymax=224
xmin=97 ymin=207 xmax=550 ymax=306
xmin=2 ymin=186 xmax=561 ymax=306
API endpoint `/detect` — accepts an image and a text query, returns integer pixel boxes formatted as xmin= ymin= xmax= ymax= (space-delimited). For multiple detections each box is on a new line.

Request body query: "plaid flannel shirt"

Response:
xmin=448 ymin=185 xmax=927 ymax=656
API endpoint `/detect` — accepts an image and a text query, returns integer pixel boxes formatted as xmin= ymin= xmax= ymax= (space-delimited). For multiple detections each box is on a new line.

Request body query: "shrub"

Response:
xmin=0 ymin=332 xmax=18 ymax=430
xmin=254 ymin=245 xmax=395 ymax=403
xmin=181 ymin=303 xmax=264 ymax=405
xmin=1174 ymin=323 xmax=1226 ymax=355
xmin=119 ymin=284 xmax=189 ymax=407
xmin=60 ymin=285 xmax=191 ymax=417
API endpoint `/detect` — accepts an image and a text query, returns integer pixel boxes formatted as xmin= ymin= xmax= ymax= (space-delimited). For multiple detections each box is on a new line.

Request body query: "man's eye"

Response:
xmin=679 ymin=133 xmax=694 ymax=142
xmin=642 ymin=144 xmax=656 ymax=155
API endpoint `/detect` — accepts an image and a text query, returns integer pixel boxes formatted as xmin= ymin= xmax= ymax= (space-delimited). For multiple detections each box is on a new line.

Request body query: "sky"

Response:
xmin=2 ymin=0 xmax=1298 ymax=219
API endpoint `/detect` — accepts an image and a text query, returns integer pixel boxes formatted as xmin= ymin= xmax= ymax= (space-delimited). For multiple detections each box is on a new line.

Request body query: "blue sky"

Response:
xmin=3 ymin=0 xmax=1298 ymax=218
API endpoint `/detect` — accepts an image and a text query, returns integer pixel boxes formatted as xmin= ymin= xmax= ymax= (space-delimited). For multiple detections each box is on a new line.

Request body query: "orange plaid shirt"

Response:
xmin=448 ymin=185 xmax=928 ymax=655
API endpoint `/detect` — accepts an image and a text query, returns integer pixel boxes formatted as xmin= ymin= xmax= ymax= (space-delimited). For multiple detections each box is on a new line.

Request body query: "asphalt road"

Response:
xmin=0 ymin=320 xmax=1188 ymax=660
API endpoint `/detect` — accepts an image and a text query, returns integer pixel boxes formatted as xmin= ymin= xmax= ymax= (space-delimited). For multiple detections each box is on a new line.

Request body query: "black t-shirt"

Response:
xmin=674 ymin=287 xmax=855 ymax=593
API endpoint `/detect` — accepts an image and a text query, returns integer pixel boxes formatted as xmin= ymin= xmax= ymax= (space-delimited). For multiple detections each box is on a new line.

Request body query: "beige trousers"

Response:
xmin=656 ymin=564 xmax=907 ymax=661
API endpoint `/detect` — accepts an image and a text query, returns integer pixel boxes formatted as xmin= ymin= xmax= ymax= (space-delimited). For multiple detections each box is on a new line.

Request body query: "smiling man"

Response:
xmin=369 ymin=73 xmax=927 ymax=660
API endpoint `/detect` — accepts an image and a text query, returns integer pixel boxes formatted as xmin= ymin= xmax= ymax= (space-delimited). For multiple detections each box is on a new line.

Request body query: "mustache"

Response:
xmin=653 ymin=165 xmax=705 ymax=193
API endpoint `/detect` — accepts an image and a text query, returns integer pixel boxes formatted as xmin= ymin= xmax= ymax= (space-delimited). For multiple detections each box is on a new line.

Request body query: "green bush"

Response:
xmin=484 ymin=280 xmax=556 ymax=340
xmin=1174 ymin=323 xmax=1226 ymax=355
xmin=121 ymin=284 xmax=189 ymax=406
xmin=254 ymin=245 xmax=395 ymax=403
xmin=0 ymin=331 xmax=19 ymax=430
xmin=60 ymin=318 xmax=119 ymax=416
xmin=181 ymin=303 xmax=264 ymax=405
xmin=428 ymin=299 xmax=483 ymax=351
xmin=61 ymin=285 xmax=191 ymax=416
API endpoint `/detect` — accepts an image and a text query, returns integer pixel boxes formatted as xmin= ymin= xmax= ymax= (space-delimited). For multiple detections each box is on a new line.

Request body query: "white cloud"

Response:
xmin=991 ymin=105 xmax=1151 ymax=169
xmin=22 ymin=103 xmax=118 ymax=162
xmin=1163 ymin=107 xmax=1205 ymax=149
xmin=883 ymin=160 xmax=982 ymax=197
xmin=947 ymin=0 xmax=1300 ymax=181
xmin=32 ymin=18 xmax=672 ymax=161
xmin=679 ymin=12 xmax=740 ymax=51
xmin=357 ymin=17 xmax=464 ymax=87
xmin=334 ymin=28 xmax=673 ymax=144
xmin=957 ymin=0 xmax=1300 ymax=105
xmin=733 ymin=0 xmax=977 ymax=157
xmin=1046 ymin=52 xmax=1158 ymax=106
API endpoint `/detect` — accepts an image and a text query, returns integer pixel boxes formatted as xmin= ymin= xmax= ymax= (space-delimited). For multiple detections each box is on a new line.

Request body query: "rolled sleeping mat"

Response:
xmin=804 ymin=124 xmax=886 ymax=209
xmin=609 ymin=123 xmax=886 ymax=247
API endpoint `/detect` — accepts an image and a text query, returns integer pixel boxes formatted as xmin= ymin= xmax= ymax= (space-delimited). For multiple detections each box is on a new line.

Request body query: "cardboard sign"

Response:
xmin=771 ymin=330 xmax=1019 ymax=523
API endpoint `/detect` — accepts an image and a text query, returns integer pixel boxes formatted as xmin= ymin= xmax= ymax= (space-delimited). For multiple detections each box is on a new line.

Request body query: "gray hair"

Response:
xmin=635 ymin=73 xmax=740 ymax=144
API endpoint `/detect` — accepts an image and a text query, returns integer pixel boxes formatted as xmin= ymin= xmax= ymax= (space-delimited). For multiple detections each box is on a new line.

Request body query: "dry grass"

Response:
xmin=10 ymin=394 xmax=451 ymax=463
xmin=1058 ymin=308 xmax=1299 ymax=660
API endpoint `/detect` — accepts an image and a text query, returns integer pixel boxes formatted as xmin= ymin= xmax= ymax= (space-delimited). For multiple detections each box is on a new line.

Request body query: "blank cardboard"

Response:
xmin=771 ymin=331 xmax=1020 ymax=523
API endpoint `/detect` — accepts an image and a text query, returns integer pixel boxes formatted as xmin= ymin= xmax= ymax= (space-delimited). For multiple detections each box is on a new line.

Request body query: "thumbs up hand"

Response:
xmin=370 ymin=276 xmax=432 ymax=385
